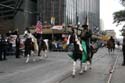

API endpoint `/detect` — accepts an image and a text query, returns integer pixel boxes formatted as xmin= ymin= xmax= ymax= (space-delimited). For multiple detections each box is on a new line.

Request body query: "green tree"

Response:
xmin=113 ymin=0 xmax=125 ymax=25
xmin=113 ymin=0 xmax=125 ymax=36
xmin=113 ymin=10 xmax=125 ymax=25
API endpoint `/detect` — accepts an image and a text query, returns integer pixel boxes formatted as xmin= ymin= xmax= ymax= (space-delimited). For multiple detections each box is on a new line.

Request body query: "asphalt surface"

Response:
xmin=0 ymin=48 xmax=124 ymax=83
xmin=60 ymin=48 xmax=124 ymax=83
xmin=0 ymin=52 xmax=72 ymax=83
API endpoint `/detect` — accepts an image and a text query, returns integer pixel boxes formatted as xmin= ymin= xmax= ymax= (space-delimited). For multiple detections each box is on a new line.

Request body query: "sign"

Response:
xmin=51 ymin=16 xmax=55 ymax=25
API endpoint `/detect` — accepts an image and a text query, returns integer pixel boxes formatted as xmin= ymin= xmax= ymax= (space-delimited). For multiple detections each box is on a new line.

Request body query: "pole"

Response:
xmin=76 ymin=0 xmax=78 ymax=25
xmin=53 ymin=0 xmax=54 ymax=17
xmin=76 ymin=0 xmax=79 ymax=35
xmin=51 ymin=0 xmax=55 ymax=40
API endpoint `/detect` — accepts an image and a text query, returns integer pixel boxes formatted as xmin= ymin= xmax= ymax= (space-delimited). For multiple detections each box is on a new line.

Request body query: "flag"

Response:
xmin=82 ymin=16 xmax=89 ymax=27
xmin=35 ymin=20 xmax=42 ymax=34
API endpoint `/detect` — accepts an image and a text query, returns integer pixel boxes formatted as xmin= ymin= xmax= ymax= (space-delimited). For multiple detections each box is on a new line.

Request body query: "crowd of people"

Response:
xmin=0 ymin=29 xmax=70 ymax=61
xmin=0 ymin=27 xmax=125 ymax=68
xmin=0 ymin=30 xmax=20 ymax=61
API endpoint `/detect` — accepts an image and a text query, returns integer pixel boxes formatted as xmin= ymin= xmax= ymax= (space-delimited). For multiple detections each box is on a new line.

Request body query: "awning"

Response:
xmin=42 ymin=28 xmax=65 ymax=34
xmin=51 ymin=25 xmax=63 ymax=30
xmin=29 ymin=25 xmax=65 ymax=34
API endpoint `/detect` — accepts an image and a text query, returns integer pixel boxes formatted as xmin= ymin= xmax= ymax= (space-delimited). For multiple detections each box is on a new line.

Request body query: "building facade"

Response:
xmin=14 ymin=0 xmax=37 ymax=32
xmin=37 ymin=0 xmax=65 ymax=25
xmin=105 ymin=30 xmax=116 ymax=37
xmin=65 ymin=0 xmax=100 ymax=31
xmin=0 ymin=0 xmax=100 ymax=33
xmin=37 ymin=0 xmax=100 ymax=31
xmin=0 ymin=0 xmax=37 ymax=33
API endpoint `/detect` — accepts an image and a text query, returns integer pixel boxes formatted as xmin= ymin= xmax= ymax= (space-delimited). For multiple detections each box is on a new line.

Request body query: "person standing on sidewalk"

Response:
xmin=15 ymin=34 xmax=20 ymax=58
xmin=0 ymin=34 xmax=8 ymax=61
xmin=0 ymin=34 xmax=2 ymax=61
xmin=122 ymin=35 xmax=125 ymax=66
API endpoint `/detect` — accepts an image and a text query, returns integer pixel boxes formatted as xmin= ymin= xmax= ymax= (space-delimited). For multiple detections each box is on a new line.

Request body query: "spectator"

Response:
xmin=15 ymin=34 xmax=20 ymax=58
xmin=0 ymin=34 xmax=8 ymax=61
xmin=122 ymin=35 xmax=125 ymax=66
xmin=117 ymin=41 xmax=120 ymax=49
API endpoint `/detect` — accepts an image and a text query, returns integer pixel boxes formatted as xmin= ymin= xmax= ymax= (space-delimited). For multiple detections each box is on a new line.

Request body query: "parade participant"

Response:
xmin=67 ymin=28 xmax=77 ymax=51
xmin=107 ymin=36 xmax=115 ymax=55
xmin=108 ymin=36 xmax=115 ymax=49
xmin=24 ymin=34 xmax=32 ymax=57
xmin=67 ymin=28 xmax=84 ymax=77
xmin=81 ymin=25 xmax=92 ymax=63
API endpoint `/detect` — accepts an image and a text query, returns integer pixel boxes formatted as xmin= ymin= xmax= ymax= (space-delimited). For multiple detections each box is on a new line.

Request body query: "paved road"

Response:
xmin=60 ymin=48 xmax=122 ymax=83
xmin=0 ymin=52 xmax=73 ymax=83
xmin=0 ymin=48 xmax=124 ymax=83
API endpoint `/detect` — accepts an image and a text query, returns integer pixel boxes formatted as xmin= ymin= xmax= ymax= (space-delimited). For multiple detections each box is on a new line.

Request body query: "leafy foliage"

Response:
xmin=113 ymin=0 xmax=125 ymax=25
xmin=113 ymin=0 xmax=125 ymax=36
xmin=113 ymin=10 xmax=125 ymax=25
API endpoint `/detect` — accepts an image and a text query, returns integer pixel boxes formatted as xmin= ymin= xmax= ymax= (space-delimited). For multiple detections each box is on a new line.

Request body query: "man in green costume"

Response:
xmin=67 ymin=25 xmax=92 ymax=63
xmin=80 ymin=25 xmax=92 ymax=63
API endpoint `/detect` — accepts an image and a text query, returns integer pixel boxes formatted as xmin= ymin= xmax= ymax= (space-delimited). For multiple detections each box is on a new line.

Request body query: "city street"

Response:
xmin=0 ymin=52 xmax=72 ymax=83
xmin=0 ymin=48 xmax=124 ymax=83
xmin=60 ymin=48 xmax=121 ymax=83
xmin=0 ymin=0 xmax=125 ymax=83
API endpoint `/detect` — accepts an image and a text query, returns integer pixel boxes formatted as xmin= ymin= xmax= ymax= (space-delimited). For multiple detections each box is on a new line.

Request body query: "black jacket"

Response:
xmin=0 ymin=38 xmax=8 ymax=50
xmin=122 ymin=37 xmax=125 ymax=51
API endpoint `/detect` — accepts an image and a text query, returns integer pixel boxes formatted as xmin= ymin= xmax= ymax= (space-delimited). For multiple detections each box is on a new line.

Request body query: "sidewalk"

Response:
xmin=112 ymin=50 xmax=125 ymax=83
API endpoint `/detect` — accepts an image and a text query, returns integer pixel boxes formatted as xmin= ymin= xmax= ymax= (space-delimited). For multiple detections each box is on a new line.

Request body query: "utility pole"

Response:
xmin=76 ymin=0 xmax=79 ymax=34
xmin=76 ymin=0 xmax=78 ymax=25
xmin=51 ymin=0 xmax=55 ymax=40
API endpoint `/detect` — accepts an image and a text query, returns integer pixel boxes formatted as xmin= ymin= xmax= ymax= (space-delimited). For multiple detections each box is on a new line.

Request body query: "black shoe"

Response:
xmin=72 ymin=75 xmax=75 ymax=78
xmin=0 ymin=59 xmax=3 ymax=61
xmin=16 ymin=57 xmax=20 ymax=58
xmin=122 ymin=63 xmax=125 ymax=66
xmin=3 ymin=58 xmax=7 ymax=60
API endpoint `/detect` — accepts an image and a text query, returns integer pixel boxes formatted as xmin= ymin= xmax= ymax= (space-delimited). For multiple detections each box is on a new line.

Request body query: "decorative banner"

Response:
xmin=35 ymin=20 xmax=42 ymax=34
xmin=51 ymin=25 xmax=63 ymax=30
